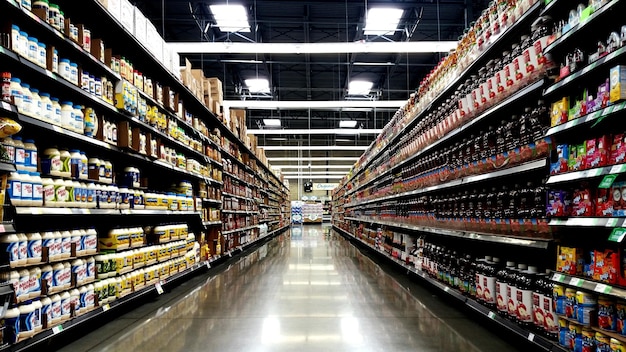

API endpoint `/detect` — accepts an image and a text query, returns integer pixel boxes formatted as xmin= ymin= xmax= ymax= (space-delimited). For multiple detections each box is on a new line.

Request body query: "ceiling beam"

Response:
xmin=247 ymin=129 xmax=382 ymax=135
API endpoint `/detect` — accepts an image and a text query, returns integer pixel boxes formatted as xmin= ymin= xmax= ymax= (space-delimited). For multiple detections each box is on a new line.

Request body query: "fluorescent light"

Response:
xmin=282 ymin=171 xmax=347 ymax=175
xmin=268 ymin=137 xmax=288 ymax=141
xmin=347 ymin=81 xmax=373 ymax=95
xmin=224 ymin=100 xmax=404 ymax=110
xmin=247 ymin=129 xmax=381 ymax=135
xmin=209 ymin=4 xmax=251 ymax=33
xmin=245 ymin=78 xmax=270 ymax=93
xmin=169 ymin=41 xmax=458 ymax=54
xmin=284 ymin=175 xmax=345 ymax=179
xmin=263 ymin=119 xmax=281 ymax=127
xmin=336 ymin=138 xmax=354 ymax=142
xmin=339 ymin=120 xmax=358 ymax=128
xmin=268 ymin=157 xmax=358 ymax=161
xmin=364 ymin=8 xmax=404 ymax=36
xmin=260 ymin=146 xmax=368 ymax=151
xmin=272 ymin=165 xmax=352 ymax=169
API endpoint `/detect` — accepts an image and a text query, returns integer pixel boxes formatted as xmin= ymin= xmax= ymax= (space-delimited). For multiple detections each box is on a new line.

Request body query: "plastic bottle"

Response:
xmin=22 ymin=140 xmax=37 ymax=172
xmin=40 ymin=232 xmax=54 ymax=262
xmin=59 ymin=291 xmax=70 ymax=321
xmin=52 ymin=231 xmax=62 ymax=261
xmin=496 ymin=261 xmax=515 ymax=315
xmin=17 ymin=234 xmax=27 ymax=267
xmin=50 ymin=97 xmax=61 ymax=125
xmin=13 ymin=137 xmax=26 ymax=171
xmin=7 ymin=171 xmax=23 ymax=206
xmin=62 ymin=262 xmax=71 ymax=290
xmin=59 ymin=149 xmax=70 ymax=178
xmin=84 ymin=284 xmax=95 ymax=311
xmin=40 ymin=297 xmax=51 ymax=330
xmin=28 ymin=267 xmax=41 ymax=298
xmin=69 ymin=288 xmax=80 ymax=316
xmin=0 ymin=234 xmax=21 ymax=267
xmin=104 ymin=160 xmax=112 ymax=184
xmin=95 ymin=253 xmax=108 ymax=279
xmin=40 ymin=264 xmax=52 ymax=294
xmin=31 ymin=299 xmax=41 ymax=335
xmin=53 ymin=179 xmax=66 ymax=207
xmin=79 ymin=152 xmax=88 ymax=180
xmin=20 ymin=83 xmax=33 ymax=116
xmin=71 ymin=259 xmax=84 ymax=287
xmin=85 ymin=256 xmax=95 ymax=281
xmin=30 ymin=172 xmax=43 ymax=207
xmin=51 ymin=263 xmax=64 ymax=292
xmin=30 ymin=89 xmax=42 ymax=118
xmin=71 ymin=181 xmax=82 ymax=208
xmin=69 ymin=63 xmax=78 ymax=85
xmin=508 ymin=263 xmax=527 ymax=322
xmin=71 ymin=230 xmax=83 ymax=257
xmin=59 ymin=230 xmax=71 ymax=259
xmin=42 ymin=148 xmax=61 ymax=177
xmin=73 ymin=105 xmax=84 ymax=134
xmin=39 ymin=92 xmax=52 ymax=121
xmin=63 ymin=180 xmax=75 ymax=207
xmin=9 ymin=78 xmax=23 ymax=110
xmin=19 ymin=171 xmax=33 ymax=206
xmin=86 ymin=183 xmax=96 ymax=208
xmin=18 ymin=269 xmax=30 ymax=301
xmin=26 ymin=232 xmax=42 ymax=264
xmin=18 ymin=302 xmax=35 ymax=339
xmin=50 ymin=294 xmax=61 ymax=325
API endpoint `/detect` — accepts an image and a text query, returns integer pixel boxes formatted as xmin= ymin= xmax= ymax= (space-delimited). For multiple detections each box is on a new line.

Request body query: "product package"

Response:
xmin=551 ymin=144 xmax=570 ymax=174
xmin=586 ymin=136 xmax=610 ymax=169
xmin=557 ymin=246 xmax=584 ymax=275
xmin=610 ymin=133 xmax=626 ymax=165
xmin=596 ymin=189 xmax=614 ymax=217
xmin=551 ymin=98 xmax=570 ymax=126
xmin=547 ymin=190 xmax=571 ymax=217
xmin=593 ymin=249 xmax=620 ymax=284
xmin=571 ymin=185 xmax=594 ymax=217
xmin=610 ymin=65 xmax=626 ymax=103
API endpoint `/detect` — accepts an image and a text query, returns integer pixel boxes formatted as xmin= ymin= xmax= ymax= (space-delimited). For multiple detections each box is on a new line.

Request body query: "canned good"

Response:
xmin=565 ymin=288 xmax=577 ymax=319
xmin=610 ymin=338 xmax=625 ymax=352
xmin=599 ymin=296 xmax=617 ymax=331
xmin=617 ymin=300 xmax=626 ymax=335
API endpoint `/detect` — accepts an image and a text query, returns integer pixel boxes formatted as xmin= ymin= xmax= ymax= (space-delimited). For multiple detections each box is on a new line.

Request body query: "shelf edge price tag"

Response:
xmin=569 ymin=277 xmax=583 ymax=287
xmin=527 ymin=333 xmax=535 ymax=342
xmin=488 ymin=311 xmax=497 ymax=320
xmin=206 ymin=262 xmax=211 ymax=269
xmin=155 ymin=283 xmax=164 ymax=295
xmin=553 ymin=273 xmax=565 ymax=282
xmin=608 ymin=228 xmax=626 ymax=243
xmin=607 ymin=218 xmax=620 ymax=227
xmin=599 ymin=174 xmax=618 ymax=189
xmin=594 ymin=283 xmax=612 ymax=294
xmin=51 ymin=325 xmax=64 ymax=334
xmin=102 ymin=303 xmax=110 ymax=312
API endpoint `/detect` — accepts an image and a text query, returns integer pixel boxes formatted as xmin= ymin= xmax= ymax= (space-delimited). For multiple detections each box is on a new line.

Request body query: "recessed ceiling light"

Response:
xmin=339 ymin=120 xmax=358 ymax=128
xmin=363 ymin=8 xmax=404 ymax=36
xmin=209 ymin=4 xmax=251 ymax=33
xmin=245 ymin=78 xmax=270 ymax=93
xmin=347 ymin=81 xmax=373 ymax=95
xmin=267 ymin=157 xmax=359 ymax=161
xmin=268 ymin=137 xmax=288 ymax=141
xmin=263 ymin=119 xmax=281 ymax=127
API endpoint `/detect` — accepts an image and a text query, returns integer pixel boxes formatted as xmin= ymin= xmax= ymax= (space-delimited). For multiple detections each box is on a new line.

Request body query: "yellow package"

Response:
xmin=551 ymin=97 xmax=569 ymax=126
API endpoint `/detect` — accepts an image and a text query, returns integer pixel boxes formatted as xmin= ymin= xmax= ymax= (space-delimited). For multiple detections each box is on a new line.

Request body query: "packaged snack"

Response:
xmin=551 ymin=144 xmax=570 ymax=174
xmin=596 ymin=189 xmax=614 ymax=217
xmin=547 ymin=190 xmax=571 ymax=217
xmin=610 ymin=65 xmax=626 ymax=103
xmin=610 ymin=133 xmax=626 ymax=165
xmin=557 ymin=246 xmax=584 ymax=275
xmin=551 ymin=98 xmax=570 ymax=126
xmin=571 ymin=185 xmax=594 ymax=217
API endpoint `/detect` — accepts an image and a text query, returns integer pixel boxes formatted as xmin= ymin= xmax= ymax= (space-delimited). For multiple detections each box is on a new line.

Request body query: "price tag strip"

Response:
xmin=155 ymin=283 xmax=164 ymax=295
xmin=51 ymin=325 xmax=64 ymax=334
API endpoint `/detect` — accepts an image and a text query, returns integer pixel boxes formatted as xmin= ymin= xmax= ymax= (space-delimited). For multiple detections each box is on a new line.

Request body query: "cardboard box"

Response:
xmin=105 ymin=0 xmax=121 ymax=21
xmin=556 ymin=246 xmax=584 ymax=275
xmin=133 ymin=6 xmax=147 ymax=45
xmin=208 ymin=77 xmax=223 ymax=95
xmin=119 ymin=0 xmax=135 ymax=32
xmin=610 ymin=65 xmax=626 ymax=103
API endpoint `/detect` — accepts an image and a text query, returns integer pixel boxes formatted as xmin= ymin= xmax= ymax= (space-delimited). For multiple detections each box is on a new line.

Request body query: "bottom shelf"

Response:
xmin=332 ymin=225 xmax=567 ymax=352
xmin=4 ymin=225 xmax=291 ymax=352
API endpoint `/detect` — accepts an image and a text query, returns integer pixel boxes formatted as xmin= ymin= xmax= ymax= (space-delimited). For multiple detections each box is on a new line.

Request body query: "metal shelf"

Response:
xmin=549 ymin=217 xmax=626 ymax=228
xmin=222 ymin=209 xmax=259 ymax=215
xmin=222 ymin=192 xmax=253 ymax=202
xmin=221 ymin=224 xmax=259 ymax=235
xmin=346 ymin=159 xmax=547 ymax=207
xmin=546 ymin=163 xmax=626 ymax=185
xmin=203 ymin=220 xmax=222 ymax=227
xmin=344 ymin=1 xmax=543 ymax=188
xmin=543 ymin=0 xmax=620 ymax=54
xmin=202 ymin=198 xmax=222 ymax=204
xmin=550 ymin=272 xmax=626 ymax=301
xmin=348 ymin=79 xmax=545 ymax=195
xmin=343 ymin=217 xmax=551 ymax=249
xmin=545 ymin=101 xmax=626 ymax=136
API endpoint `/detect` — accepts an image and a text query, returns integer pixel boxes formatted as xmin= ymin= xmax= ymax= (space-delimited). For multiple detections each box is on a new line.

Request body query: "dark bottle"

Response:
xmin=532 ymin=271 xmax=547 ymax=335
xmin=496 ymin=261 xmax=516 ymax=315
xmin=482 ymin=125 xmax=496 ymax=159
xmin=484 ymin=186 xmax=498 ymax=219
xmin=518 ymin=182 xmax=534 ymax=219
xmin=472 ymin=134 xmax=483 ymax=162
xmin=507 ymin=263 xmax=527 ymax=323
xmin=476 ymin=188 xmax=488 ymax=219
xmin=464 ymin=136 xmax=475 ymax=166
xmin=495 ymin=119 xmax=508 ymax=154
xmin=541 ymin=271 xmax=559 ymax=339
xmin=495 ymin=185 xmax=510 ymax=219
xmin=476 ymin=256 xmax=491 ymax=304
xmin=518 ymin=107 xmax=533 ymax=147
xmin=469 ymin=257 xmax=478 ymax=298
xmin=531 ymin=182 xmax=546 ymax=219
xmin=504 ymin=115 xmax=520 ymax=152
xmin=515 ymin=265 xmax=537 ymax=328
xmin=460 ymin=191 xmax=470 ymax=220
xmin=450 ymin=251 xmax=459 ymax=287
xmin=531 ymin=100 xmax=549 ymax=140
xmin=468 ymin=189 xmax=478 ymax=219
xmin=504 ymin=184 xmax=520 ymax=219
xmin=483 ymin=257 xmax=500 ymax=309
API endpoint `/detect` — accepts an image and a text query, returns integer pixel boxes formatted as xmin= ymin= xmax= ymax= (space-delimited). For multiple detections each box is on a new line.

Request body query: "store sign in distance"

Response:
xmin=313 ymin=183 xmax=338 ymax=191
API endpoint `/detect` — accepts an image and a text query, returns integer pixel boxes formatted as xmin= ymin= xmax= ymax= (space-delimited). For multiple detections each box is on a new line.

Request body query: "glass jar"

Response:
xmin=18 ymin=31 xmax=28 ymax=57
xmin=69 ymin=63 xmax=78 ymax=85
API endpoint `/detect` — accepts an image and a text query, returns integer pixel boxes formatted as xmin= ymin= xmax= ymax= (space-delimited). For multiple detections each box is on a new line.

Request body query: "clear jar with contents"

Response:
xmin=59 ymin=149 xmax=70 ymax=178
xmin=20 ymin=171 xmax=33 ymax=206
xmin=18 ymin=31 xmax=28 ymax=57
xmin=73 ymin=105 xmax=84 ymax=134
xmin=30 ymin=89 xmax=42 ymax=119
xmin=69 ymin=150 xmax=82 ymax=179
xmin=58 ymin=59 xmax=70 ymax=81
xmin=81 ymin=71 xmax=89 ymax=91
xmin=22 ymin=0 xmax=32 ymax=11
xmin=42 ymin=148 xmax=61 ymax=176
xmin=7 ymin=171 xmax=23 ymax=206
xmin=20 ymin=82 xmax=33 ymax=116
xmin=33 ymin=0 xmax=49 ymax=16
xmin=13 ymin=136 xmax=26 ymax=170
xmin=27 ymin=37 xmax=38 ymax=62
xmin=60 ymin=101 xmax=73 ymax=130
xmin=48 ymin=4 xmax=59 ymax=28
xmin=30 ymin=172 xmax=43 ymax=207
xmin=2 ymin=136 xmax=15 ymax=163
xmin=37 ymin=42 xmax=46 ymax=68
xmin=10 ymin=78 xmax=23 ymax=111
xmin=51 ymin=97 xmax=61 ymax=125
xmin=39 ymin=92 xmax=52 ymax=121
xmin=89 ymin=75 xmax=95 ymax=95
xmin=23 ymin=139 xmax=37 ymax=172
xmin=69 ymin=63 xmax=78 ymax=85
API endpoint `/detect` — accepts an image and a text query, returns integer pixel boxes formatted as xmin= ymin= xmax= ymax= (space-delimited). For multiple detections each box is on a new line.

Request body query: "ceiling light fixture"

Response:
xmin=347 ymin=81 xmax=373 ymax=96
xmin=260 ymin=146 xmax=368 ymax=151
xmin=169 ymin=41 xmax=458 ymax=54
xmin=282 ymin=171 xmax=347 ymax=175
xmin=209 ymin=4 xmax=251 ymax=33
xmin=262 ymin=119 xmax=281 ymax=127
xmin=283 ymin=175 xmax=345 ymax=179
xmin=363 ymin=8 xmax=404 ymax=36
xmin=223 ymin=100 xmax=404 ymax=110
xmin=272 ymin=165 xmax=353 ymax=169
xmin=245 ymin=78 xmax=270 ymax=93
xmin=268 ymin=137 xmax=288 ymax=141
xmin=247 ymin=129 xmax=381 ymax=135
xmin=267 ymin=157 xmax=359 ymax=161
xmin=339 ymin=120 xmax=358 ymax=128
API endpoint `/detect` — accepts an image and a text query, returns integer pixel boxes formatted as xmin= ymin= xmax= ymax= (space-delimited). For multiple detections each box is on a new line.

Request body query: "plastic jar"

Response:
xmin=18 ymin=302 xmax=35 ymax=339
xmin=20 ymin=83 xmax=32 ymax=116
xmin=70 ymin=230 xmax=82 ymax=256
xmin=19 ymin=171 xmax=33 ymax=206
xmin=22 ymin=0 xmax=32 ymax=11
xmin=11 ymin=25 xmax=20 ymax=53
xmin=39 ymin=93 xmax=52 ymax=121
xmin=63 ymin=180 xmax=75 ymax=207
xmin=60 ymin=231 xmax=71 ymax=259
xmin=40 ymin=296 xmax=51 ymax=330
xmin=59 ymin=149 xmax=70 ymax=177
xmin=42 ymin=148 xmax=60 ymax=176
xmin=103 ymin=160 xmax=112 ymax=183
xmin=0 ymin=234 xmax=20 ymax=268
xmin=2 ymin=137 xmax=15 ymax=164
xmin=73 ymin=105 xmax=84 ymax=134
xmin=83 ymin=107 xmax=97 ymax=137
xmin=53 ymin=178 xmax=66 ymax=206
xmin=69 ymin=288 xmax=80 ymax=316
xmin=40 ymin=232 xmax=54 ymax=261
xmin=50 ymin=294 xmax=61 ymax=325
xmin=30 ymin=89 xmax=42 ymax=119
xmin=118 ymin=187 xmax=130 ymax=209
xmin=85 ymin=182 xmax=96 ymax=208
xmin=8 ymin=171 xmax=23 ymax=206
xmin=85 ymin=256 xmax=95 ymax=280
xmin=10 ymin=78 xmax=23 ymax=112
xmin=26 ymin=232 xmax=42 ymax=265
xmin=50 ymin=97 xmax=61 ymax=125
xmin=41 ymin=178 xmax=54 ymax=207
xmin=18 ymin=31 xmax=28 ymax=58
xmin=69 ymin=150 xmax=82 ymax=180
xmin=81 ymin=71 xmax=89 ymax=91
xmin=27 ymin=37 xmax=38 ymax=63
xmin=48 ymin=4 xmax=59 ymax=28
xmin=28 ymin=267 xmax=41 ymax=298
xmin=71 ymin=259 xmax=85 ymax=286
xmin=88 ymin=158 xmax=99 ymax=178
xmin=59 ymin=291 xmax=70 ymax=321
xmin=88 ymin=75 xmax=95 ymax=95
xmin=13 ymin=137 xmax=26 ymax=171
xmin=23 ymin=139 xmax=37 ymax=172
xmin=51 ymin=49 xmax=58 ymax=73
xmin=94 ymin=78 xmax=102 ymax=98
xmin=37 ymin=42 xmax=46 ymax=68
xmin=58 ymin=59 xmax=70 ymax=81
xmin=33 ymin=0 xmax=49 ymax=15
xmin=51 ymin=262 xmax=64 ymax=290
xmin=69 ymin=63 xmax=78 ymax=85
xmin=73 ymin=181 xmax=83 ymax=207
xmin=79 ymin=152 xmax=88 ymax=179
xmin=30 ymin=172 xmax=43 ymax=207
xmin=60 ymin=101 xmax=74 ymax=130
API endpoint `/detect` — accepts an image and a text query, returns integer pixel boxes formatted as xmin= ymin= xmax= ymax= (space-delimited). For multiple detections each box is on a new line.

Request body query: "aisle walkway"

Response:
xmin=60 ymin=225 xmax=525 ymax=352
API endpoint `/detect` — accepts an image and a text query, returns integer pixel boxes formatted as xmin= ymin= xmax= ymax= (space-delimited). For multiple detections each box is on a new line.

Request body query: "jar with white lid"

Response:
xmin=19 ymin=171 xmax=33 ymax=206
xmin=40 ymin=232 xmax=54 ymax=261
xmin=39 ymin=93 xmax=52 ymax=121
xmin=49 ymin=294 xmax=61 ymax=325
xmin=40 ymin=296 xmax=51 ymax=329
xmin=69 ymin=288 xmax=80 ymax=316
xmin=85 ymin=256 xmax=96 ymax=280
xmin=13 ymin=137 xmax=25 ymax=170
xmin=60 ymin=101 xmax=74 ymax=130
xmin=18 ymin=31 xmax=28 ymax=57
xmin=37 ymin=42 xmax=46 ymax=68
xmin=109 ymin=185 xmax=119 ymax=208
xmin=51 ymin=49 xmax=58 ymax=73
xmin=50 ymin=97 xmax=61 ymax=125
xmin=28 ymin=267 xmax=41 ymax=298
xmin=8 ymin=171 xmax=23 ymax=206
xmin=51 ymin=231 xmax=61 ymax=261
xmin=11 ymin=25 xmax=20 ymax=53
xmin=88 ymin=75 xmax=95 ymax=95
xmin=9 ymin=78 xmax=23 ymax=110
xmin=73 ymin=105 xmax=84 ymax=134
xmin=27 ymin=37 xmax=38 ymax=63
xmin=69 ymin=63 xmax=78 ymax=85
xmin=21 ymin=0 xmax=32 ymax=11
xmin=20 ymin=83 xmax=32 ymax=116
xmin=58 ymin=59 xmax=70 ymax=81
xmin=25 ymin=233 xmax=42 ymax=265
xmin=85 ymin=182 xmax=96 ymax=208
xmin=23 ymin=139 xmax=37 ymax=172
xmin=71 ymin=181 xmax=82 ymax=207
xmin=48 ymin=4 xmax=59 ymax=29
xmin=71 ymin=230 xmax=83 ymax=257
xmin=30 ymin=172 xmax=42 ymax=207
xmin=118 ymin=187 xmax=130 ymax=209
xmin=30 ymin=89 xmax=42 ymax=119
xmin=103 ymin=160 xmax=112 ymax=183
xmin=59 ymin=291 xmax=70 ymax=321
xmin=60 ymin=231 xmax=71 ymax=259
xmin=59 ymin=149 xmax=70 ymax=178
xmin=53 ymin=179 xmax=66 ymax=206
xmin=42 ymin=148 xmax=60 ymax=176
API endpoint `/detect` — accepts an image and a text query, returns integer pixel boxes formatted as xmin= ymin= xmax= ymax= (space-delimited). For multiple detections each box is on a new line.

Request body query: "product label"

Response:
xmin=61 ymin=237 xmax=71 ymax=255
xmin=475 ymin=273 xmax=484 ymax=300
xmin=52 ymin=239 xmax=61 ymax=258
xmin=19 ymin=310 xmax=35 ymax=334
xmin=51 ymin=300 xmax=61 ymax=319
xmin=55 ymin=186 xmax=67 ymax=203
xmin=5 ymin=242 xmax=18 ymax=263
xmin=9 ymin=179 xmax=21 ymax=199
xmin=18 ymin=240 xmax=27 ymax=261
xmin=517 ymin=288 xmax=533 ymax=322
xmin=60 ymin=298 xmax=70 ymax=316
xmin=86 ymin=261 xmax=95 ymax=279
xmin=42 ymin=303 xmax=51 ymax=327
xmin=33 ymin=183 xmax=43 ymax=201
xmin=532 ymin=292 xmax=545 ymax=329
xmin=72 ymin=264 xmax=86 ymax=283
xmin=4 ymin=145 xmax=14 ymax=163
xmin=27 ymin=239 xmax=42 ymax=260
xmin=507 ymin=285 xmax=517 ymax=317
xmin=15 ymin=148 xmax=25 ymax=164
xmin=22 ymin=182 xmax=32 ymax=200
xmin=483 ymin=275 xmax=496 ymax=304
xmin=52 ymin=268 xmax=63 ymax=287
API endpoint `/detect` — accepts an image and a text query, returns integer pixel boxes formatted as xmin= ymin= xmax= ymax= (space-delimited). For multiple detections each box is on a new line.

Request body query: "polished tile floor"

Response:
xmin=59 ymin=225 xmax=526 ymax=352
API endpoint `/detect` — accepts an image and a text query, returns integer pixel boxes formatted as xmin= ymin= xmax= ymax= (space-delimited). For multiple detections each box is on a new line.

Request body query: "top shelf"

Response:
xmin=345 ymin=1 xmax=543 ymax=186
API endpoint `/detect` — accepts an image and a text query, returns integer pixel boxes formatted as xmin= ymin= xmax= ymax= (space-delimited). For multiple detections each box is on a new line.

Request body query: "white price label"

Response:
xmin=488 ymin=311 xmax=497 ymax=320
xmin=610 ymin=165 xmax=625 ymax=174
xmin=569 ymin=277 xmax=583 ymax=287
xmin=607 ymin=218 xmax=620 ymax=227
xmin=102 ymin=304 xmax=110 ymax=312
xmin=206 ymin=262 xmax=211 ymax=269
xmin=527 ymin=333 xmax=535 ymax=342
xmin=51 ymin=325 xmax=63 ymax=334
xmin=228 ymin=251 xmax=233 ymax=258
xmin=552 ymin=273 xmax=564 ymax=282
xmin=444 ymin=286 xmax=450 ymax=293
xmin=155 ymin=283 xmax=164 ymax=295
xmin=594 ymin=283 xmax=611 ymax=294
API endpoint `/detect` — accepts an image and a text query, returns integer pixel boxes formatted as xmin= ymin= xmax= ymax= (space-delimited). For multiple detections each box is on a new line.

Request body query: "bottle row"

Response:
xmin=222 ymin=214 xmax=259 ymax=232
xmin=99 ymin=224 xmax=191 ymax=251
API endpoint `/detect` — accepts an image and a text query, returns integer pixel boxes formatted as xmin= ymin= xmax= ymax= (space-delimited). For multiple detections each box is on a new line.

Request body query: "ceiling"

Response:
xmin=132 ymin=0 xmax=487 ymax=181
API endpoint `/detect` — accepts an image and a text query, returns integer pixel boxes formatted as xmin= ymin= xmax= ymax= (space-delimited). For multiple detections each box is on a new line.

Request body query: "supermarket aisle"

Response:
xmin=59 ymin=225 xmax=524 ymax=352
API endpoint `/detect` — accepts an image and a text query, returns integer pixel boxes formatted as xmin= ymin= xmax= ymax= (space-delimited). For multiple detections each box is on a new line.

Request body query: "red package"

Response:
xmin=572 ymin=186 xmax=594 ymax=216
xmin=596 ymin=189 xmax=614 ymax=217
xmin=610 ymin=133 xmax=626 ymax=165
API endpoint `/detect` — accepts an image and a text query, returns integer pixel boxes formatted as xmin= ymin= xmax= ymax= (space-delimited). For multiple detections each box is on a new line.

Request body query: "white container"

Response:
xmin=7 ymin=172 xmax=23 ymax=206
xmin=37 ymin=42 xmax=46 ymax=68
xmin=59 ymin=149 xmax=71 ymax=178
xmin=18 ymin=302 xmax=35 ymax=339
xmin=73 ymin=105 xmax=84 ymax=134
xmin=26 ymin=232 xmax=42 ymax=264
xmin=0 ymin=234 xmax=21 ymax=267
xmin=72 ymin=181 xmax=82 ymax=207
xmin=50 ymin=294 xmax=61 ymax=325
xmin=64 ymin=180 xmax=75 ymax=207
xmin=30 ymin=172 xmax=43 ymax=207
xmin=62 ymin=262 xmax=71 ymax=290
xmin=10 ymin=78 xmax=23 ymax=111
xmin=32 ymin=299 xmax=41 ymax=333
xmin=39 ymin=93 xmax=52 ymax=121
xmin=40 ymin=264 xmax=52 ymax=293
xmin=19 ymin=171 xmax=33 ymax=206
xmin=41 ymin=232 xmax=54 ymax=261
xmin=79 ymin=152 xmax=88 ymax=180
xmin=86 ymin=183 xmax=97 ymax=208
xmin=23 ymin=140 xmax=37 ymax=172
xmin=17 ymin=234 xmax=28 ymax=266
xmin=30 ymin=89 xmax=42 ymax=119
xmin=104 ymin=160 xmax=113 ymax=183
xmin=85 ymin=256 xmax=96 ymax=281
xmin=51 ymin=262 xmax=65 ymax=290
xmin=13 ymin=137 xmax=26 ymax=171
xmin=53 ymin=179 xmax=66 ymax=207
xmin=70 ymin=288 xmax=80 ymax=316
xmin=28 ymin=267 xmax=41 ymax=298
xmin=85 ymin=229 xmax=97 ymax=255
xmin=43 ymin=148 xmax=61 ymax=177
xmin=71 ymin=259 xmax=85 ymax=286
xmin=71 ymin=230 xmax=83 ymax=257
xmin=40 ymin=297 xmax=52 ymax=329
xmin=18 ymin=269 xmax=30 ymax=301
xmin=52 ymin=231 xmax=62 ymax=261
xmin=51 ymin=97 xmax=62 ymax=125
xmin=20 ymin=83 xmax=33 ymax=116
xmin=60 ymin=231 xmax=72 ymax=259
xmin=60 ymin=291 xmax=71 ymax=321
xmin=58 ymin=59 xmax=70 ymax=81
